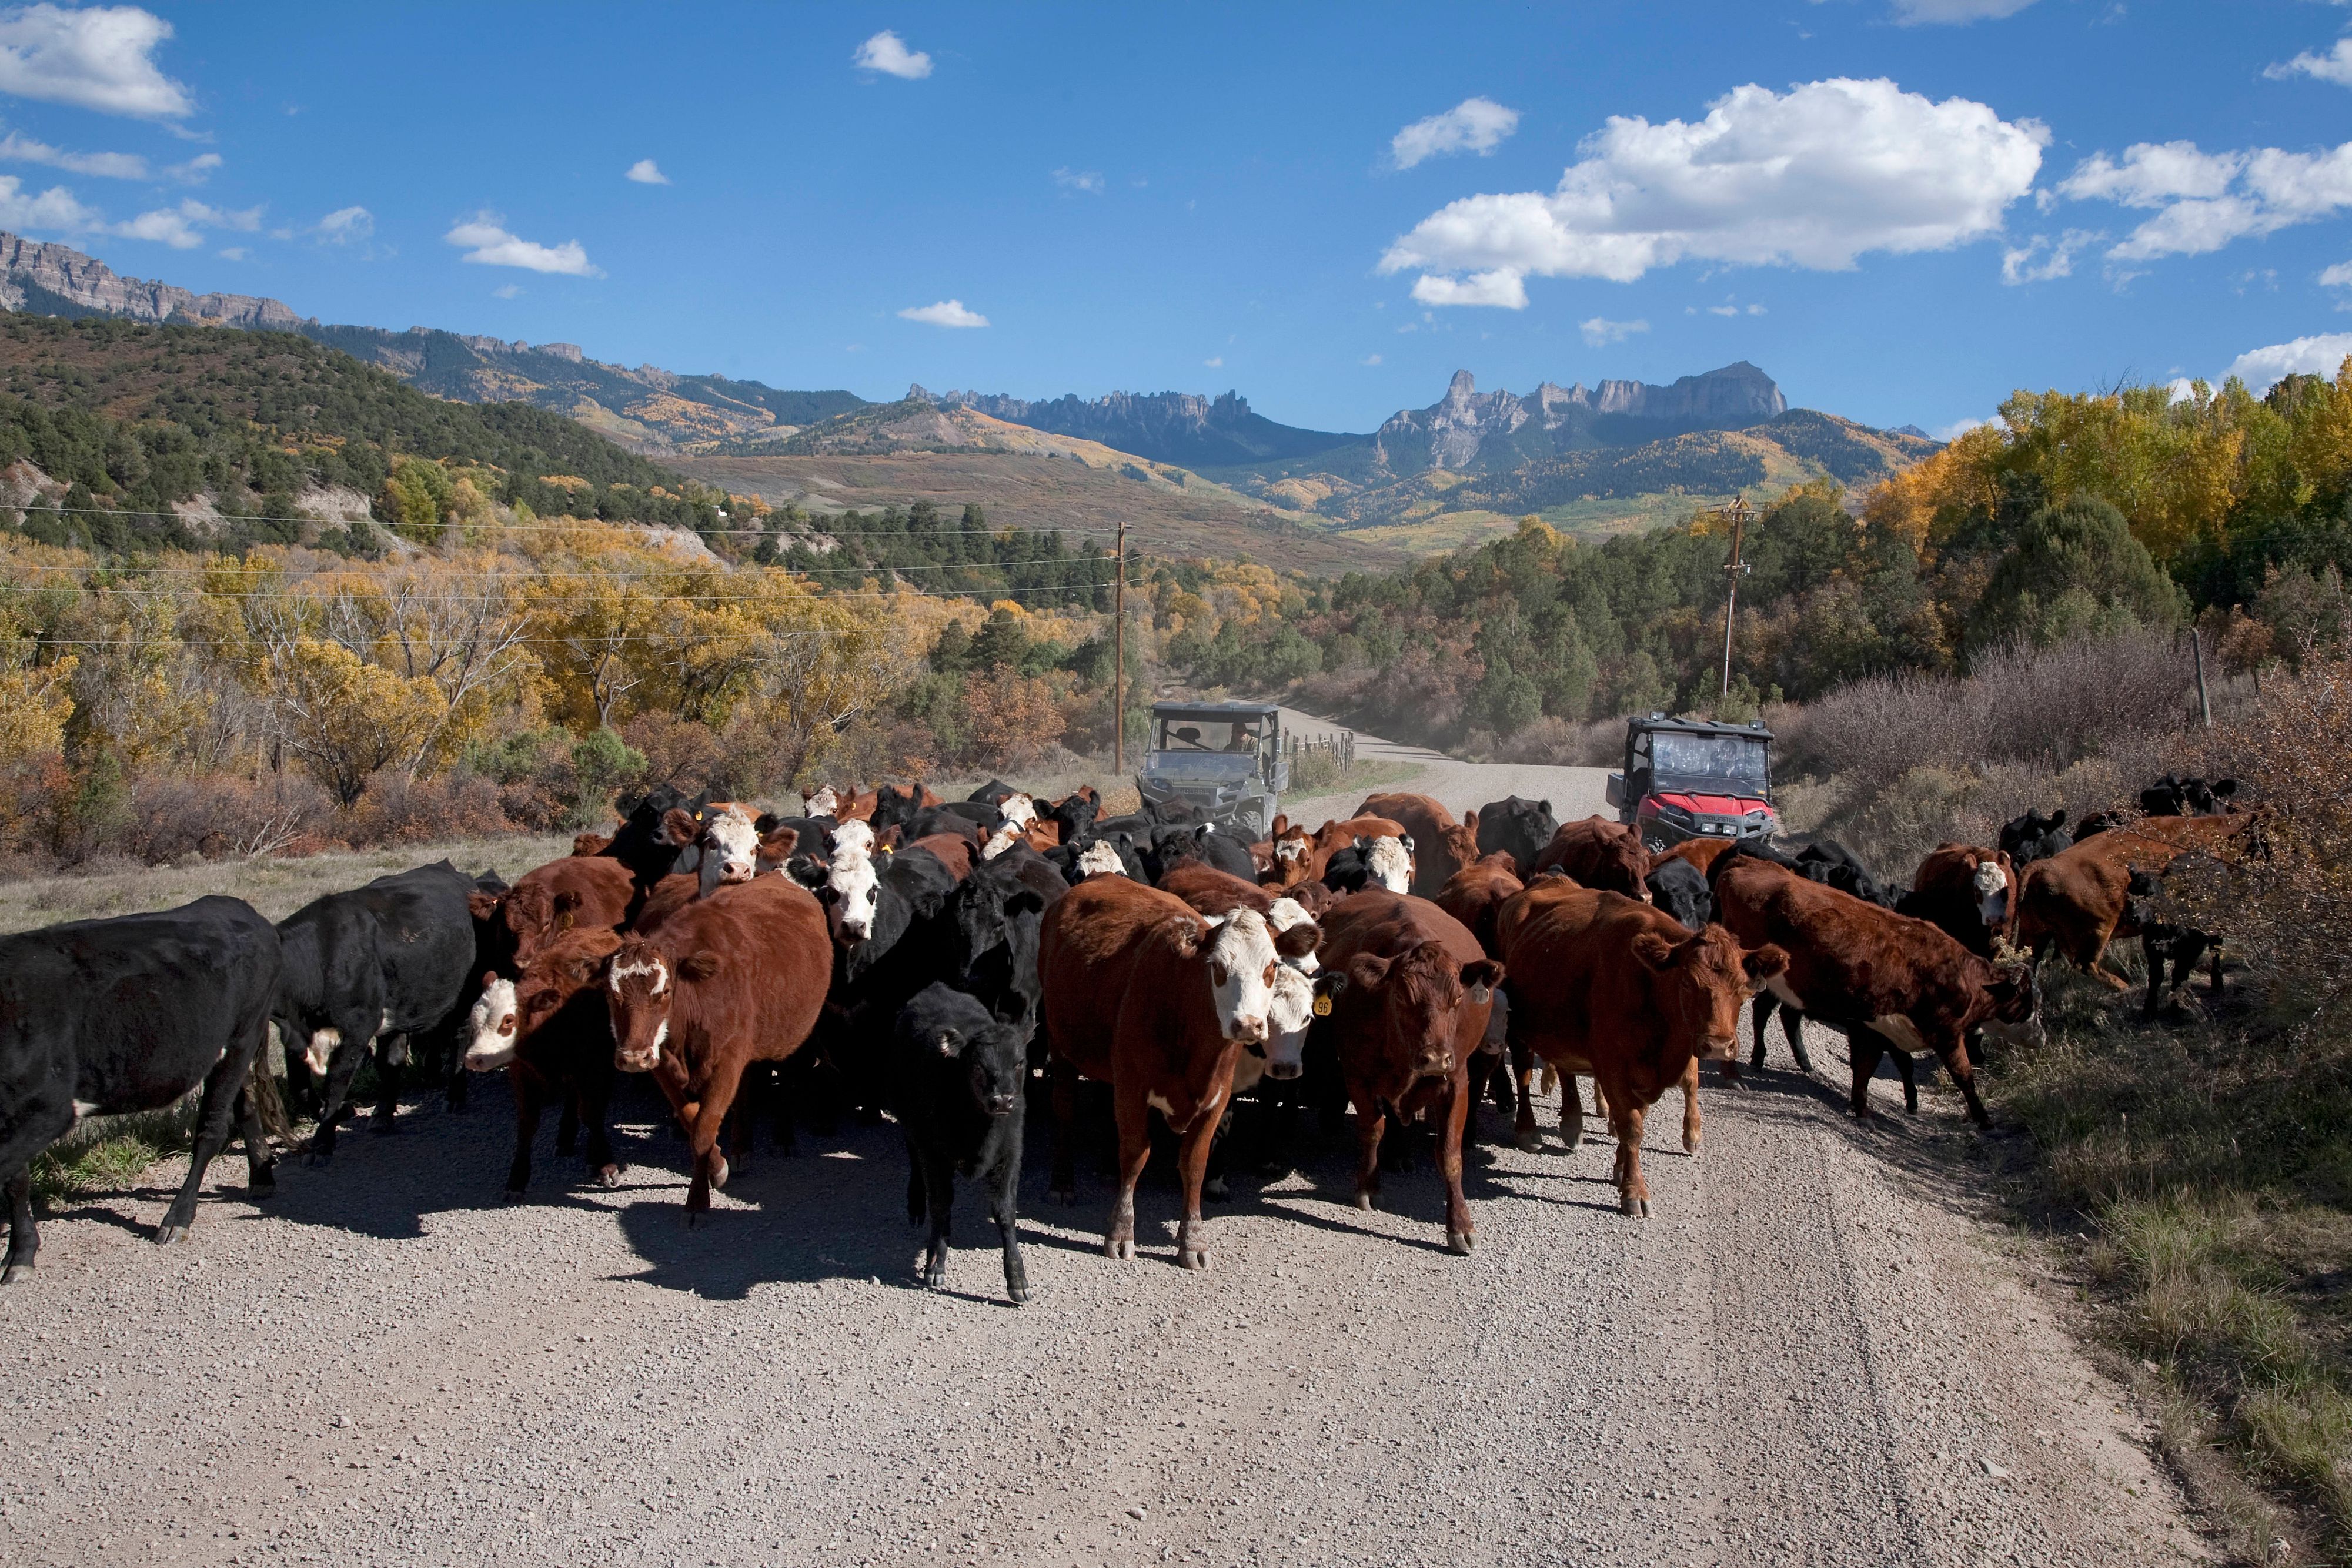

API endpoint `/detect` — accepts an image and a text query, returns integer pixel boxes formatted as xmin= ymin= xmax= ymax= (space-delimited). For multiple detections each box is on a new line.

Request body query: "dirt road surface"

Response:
xmin=0 ymin=728 xmax=2208 ymax=1567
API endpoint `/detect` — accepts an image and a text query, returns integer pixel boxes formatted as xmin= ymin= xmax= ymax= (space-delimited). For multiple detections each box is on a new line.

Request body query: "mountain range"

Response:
xmin=0 ymin=232 xmax=1935 ymax=552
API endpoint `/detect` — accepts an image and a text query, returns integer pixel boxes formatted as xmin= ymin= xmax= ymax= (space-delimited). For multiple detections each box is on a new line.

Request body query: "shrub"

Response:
xmin=342 ymin=770 xmax=512 ymax=846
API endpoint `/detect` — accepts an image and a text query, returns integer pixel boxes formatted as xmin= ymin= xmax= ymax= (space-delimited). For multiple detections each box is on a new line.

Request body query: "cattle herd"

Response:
xmin=0 ymin=764 xmax=2256 ymax=1304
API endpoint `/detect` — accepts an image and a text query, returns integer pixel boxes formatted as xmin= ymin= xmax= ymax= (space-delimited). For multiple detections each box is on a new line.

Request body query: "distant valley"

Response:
xmin=0 ymin=232 xmax=1935 ymax=560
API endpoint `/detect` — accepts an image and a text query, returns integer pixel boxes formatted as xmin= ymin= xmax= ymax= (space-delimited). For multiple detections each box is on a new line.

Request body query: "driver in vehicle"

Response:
xmin=1224 ymin=724 xmax=1257 ymax=753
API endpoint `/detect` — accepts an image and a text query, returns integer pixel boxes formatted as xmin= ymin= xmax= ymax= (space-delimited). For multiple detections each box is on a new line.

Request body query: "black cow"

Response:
xmin=2126 ymin=868 xmax=2223 ymax=1019
xmin=1997 ymin=807 xmax=2073 ymax=865
xmin=1794 ymin=840 xmax=1898 ymax=909
xmin=871 ymin=783 xmax=930 ymax=835
xmin=904 ymin=805 xmax=991 ymax=845
xmin=967 ymin=779 xmax=1021 ymax=808
xmin=2 ymin=897 xmax=281 ymax=1279
xmin=754 ymin=813 xmax=837 ymax=859
xmin=1047 ymin=788 xmax=1101 ymax=846
xmin=890 ymin=982 xmax=1030 ymax=1303
xmin=1476 ymin=797 xmax=1558 ymax=875
xmin=1645 ymin=857 xmax=1713 ymax=930
xmin=2140 ymin=774 xmax=2239 ymax=818
xmin=944 ymin=856 xmax=1053 ymax=1036
xmin=274 ymin=861 xmax=481 ymax=1162
xmin=599 ymin=784 xmax=709 ymax=892
xmin=816 ymin=844 xmax=964 ymax=1116
xmin=431 ymin=867 xmax=512 ymax=1115
xmin=2073 ymin=809 xmax=2126 ymax=840
xmin=1044 ymin=831 xmax=1145 ymax=884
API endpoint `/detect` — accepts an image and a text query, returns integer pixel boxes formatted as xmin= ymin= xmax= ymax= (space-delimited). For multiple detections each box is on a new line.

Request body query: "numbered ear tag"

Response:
xmin=1313 ymin=994 xmax=1332 ymax=1017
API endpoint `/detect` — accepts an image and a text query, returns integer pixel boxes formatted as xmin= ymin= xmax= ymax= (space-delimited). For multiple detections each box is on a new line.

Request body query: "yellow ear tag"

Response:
xmin=1313 ymin=994 xmax=1332 ymax=1017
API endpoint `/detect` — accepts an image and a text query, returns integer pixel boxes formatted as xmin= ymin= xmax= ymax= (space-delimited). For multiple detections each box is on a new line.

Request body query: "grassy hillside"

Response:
xmin=0 ymin=313 xmax=722 ymax=550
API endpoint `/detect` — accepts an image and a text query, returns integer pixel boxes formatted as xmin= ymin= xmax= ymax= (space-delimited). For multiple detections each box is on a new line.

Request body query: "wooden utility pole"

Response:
xmin=2190 ymin=627 xmax=2212 ymax=728
xmin=1716 ymin=494 xmax=1755 ymax=699
xmin=1113 ymin=520 xmax=1127 ymax=774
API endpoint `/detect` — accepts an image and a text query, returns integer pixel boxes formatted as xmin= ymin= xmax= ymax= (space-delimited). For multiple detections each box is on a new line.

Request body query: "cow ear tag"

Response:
xmin=1313 ymin=994 xmax=1332 ymax=1017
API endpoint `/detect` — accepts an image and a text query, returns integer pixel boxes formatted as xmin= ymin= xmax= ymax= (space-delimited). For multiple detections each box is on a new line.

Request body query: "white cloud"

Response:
xmin=853 ymin=30 xmax=931 ymax=79
xmin=626 ymin=158 xmax=669 ymax=185
xmin=1391 ymin=97 xmax=1521 ymax=170
xmin=2266 ymin=38 xmax=2352 ymax=88
xmin=216 ymin=245 xmax=243 ymax=260
xmin=2220 ymin=332 xmax=2352 ymax=393
xmin=0 ymin=4 xmax=192 ymax=119
xmin=1382 ymin=78 xmax=2044 ymax=305
xmin=316 ymin=205 xmax=372 ymax=243
xmin=0 ymin=129 xmax=142 ymax=178
xmin=2000 ymin=227 xmax=2104 ymax=283
xmin=115 ymin=196 xmax=258 ymax=249
xmin=1890 ymin=0 xmax=2038 ymax=21
xmin=2322 ymin=259 xmax=2352 ymax=288
xmin=1203 ymin=356 xmax=1223 ymax=367
xmin=898 ymin=298 xmax=987 ymax=328
xmin=445 ymin=212 xmax=600 ymax=276
xmin=1053 ymin=167 xmax=1104 ymax=194
xmin=2060 ymin=138 xmax=2352 ymax=262
xmin=1361 ymin=353 xmax=1382 ymax=365
xmin=1579 ymin=315 xmax=1649 ymax=345
xmin=0 ymin=172 xmax=97 ymax=231
xmin=1933 ymin=416 xmax=1999 ymax=440
xmin=166 ymin=151 xmax=218 ymax=182
xmin=1409 ymin=269 xmax=1528 ymax=308
xmin=493 ymin=283 xmax=522 ymax=299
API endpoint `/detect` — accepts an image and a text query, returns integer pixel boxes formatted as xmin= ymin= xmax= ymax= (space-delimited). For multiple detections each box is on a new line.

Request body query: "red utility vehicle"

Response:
xmin=1603 ymin=714 xmax=1780 ymax=853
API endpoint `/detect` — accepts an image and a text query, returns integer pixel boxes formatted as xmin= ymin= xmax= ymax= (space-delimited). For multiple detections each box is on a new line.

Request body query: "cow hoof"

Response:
xmin=248 ymin=1176 xmax=276 ymax=1200
xmin=1448 ymin=1229 xmax=1475 ymax=1256
xmin=1618 ymin=1192 xmax=1643 ymax=1218
xmin=1514 ymin=1129 xmax=1543 ymax=1154
xmin=1180 ymin=1248 xmax=1210 ymax=1272
xmin=1050 ymin=1184 xmax=1075 ymax=1205
xmin=1354 ymin=1191 xmax=1376 ymax=1212
xmin=1204 ymin=1176 xmax=1229 ymax=1201
xmin=1105 ymin=1236 xmax=1135 ymax=1261
xmin=502 ymin=1188 xmax=529 ymax=1203
xmin=369 ymin=1118 xmax=397 ymax=1137
xmin=1683 ymin=1132 xmax=1700 ymax=1155
xmin=302 ymin=1148 xmax=333 ymax=1168
xmin=593 ymin=1165 xmax=622 ymax=1187
xmin=152 ymin=1222 xmax=187 ymax=1246
xmin=708 ymin=1156 xmax=730 ymax=1190
xmin=1007 ymin=1283 xmax=1031 ymax=1306
xmin=0 ymin=1262 xmax=29 ymax=1285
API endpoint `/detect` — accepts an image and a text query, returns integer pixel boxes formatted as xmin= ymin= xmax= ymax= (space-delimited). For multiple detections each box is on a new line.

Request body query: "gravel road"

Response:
xmin=0 ymin=728 xmax=2210 ymax=1567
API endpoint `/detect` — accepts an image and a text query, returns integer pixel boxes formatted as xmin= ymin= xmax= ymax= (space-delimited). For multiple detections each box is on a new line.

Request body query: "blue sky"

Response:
xmin=3 ymin=1 xmax=2351 ymax=437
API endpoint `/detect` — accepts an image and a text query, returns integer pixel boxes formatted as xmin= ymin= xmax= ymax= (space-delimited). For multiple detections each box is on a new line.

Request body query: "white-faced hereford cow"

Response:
xmin=1495 ymin=879 xmax=1785 ymax=1216
xmin=1 ymin=896 xmax=282 ymax=1279
xmin=605 ymin=875 xmax=831 ymax=1219
xmin=1040 ymin=877 xmax=1316 ymax=1269
xmin=1312 ymin=889 xmax=1502 ymax=1255
xmin=275 ymin=861 xmax=483 ymax=1161
xmin=463 ymin=927 xmax=628 ymax=1198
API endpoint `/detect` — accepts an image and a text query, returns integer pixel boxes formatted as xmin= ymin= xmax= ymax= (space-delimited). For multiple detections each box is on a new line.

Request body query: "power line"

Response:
xmin=0 ymin=502 xmax=1156 ymax=543
xmin=5 ymin=551 xmax=1123 ymax=583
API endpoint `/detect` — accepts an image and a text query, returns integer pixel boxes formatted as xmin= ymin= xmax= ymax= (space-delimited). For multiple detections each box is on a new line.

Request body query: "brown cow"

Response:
xmin=1495 ymin=880 xmax=1786 ymax=1215
xmin=570 ymin=831 xmax=613 ymax=857
xmin=462 ymin=928 xmax=626 ymax=1196
xmin=2015 ymin=814 xmax=2254 ymax=991
xmin=1259 ymin=816 xmax=1318 ymax=889
xmin=1529 ymin=815 xmax=1652 ymax=898
xmin=910 ymin=831 xmax=975 ymax=882
xmin=1357 ymin=793 xmax=1481 ymax=900
xmin=1315 ymin=890 xmax=1502 ymax=1253
xmin=1435 ymin=852 xmax=1527 ymax=1115
xmin=1659 ymin=837 xmax=1734 ymax=875
xmin=473 ymin=855 xmax=639 ymax=973
xmin=1712 ymin=854 xmax=2033 ymax=1125
xmin=1902 ymin=844 xmax=2018 ymax=959
xmin=605 ymin=876 xmax=831 ymax=1218
xmin=1040 ymin=877 xmax=1316 ymax=1268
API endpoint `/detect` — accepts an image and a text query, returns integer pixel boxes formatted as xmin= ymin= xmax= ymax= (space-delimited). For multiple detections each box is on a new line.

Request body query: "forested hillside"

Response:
xmin=1161 ymin=364 xmax=2352 ymax=754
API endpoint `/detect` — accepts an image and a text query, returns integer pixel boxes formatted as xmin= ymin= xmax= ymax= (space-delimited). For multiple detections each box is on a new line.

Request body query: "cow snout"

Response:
xmin=1415 ymin=1049 xmax=1455 ymax=1077
xmin=614 ymin=1045 xmax=660 ymax=1073
xmin=1227 ymin=1014 xmax=1268 ymax=1044
xmin=1267 ymin=1061 xmax=1303 ymax=1081
xmin=985 ymin=1093 xmax=1018 ymax=1116
xmin=1699 ymin=1032 xmax=1739 ymax=1060
xmin=719 ymin=858 xmax=754 ymax=884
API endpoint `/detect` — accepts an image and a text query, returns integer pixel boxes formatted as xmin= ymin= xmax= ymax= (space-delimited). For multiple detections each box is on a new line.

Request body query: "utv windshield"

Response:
xmin=1153 ymin=717 xmax=1263 ymax=755
xmin=1648 ymin=732 xmax=1769 ymax=790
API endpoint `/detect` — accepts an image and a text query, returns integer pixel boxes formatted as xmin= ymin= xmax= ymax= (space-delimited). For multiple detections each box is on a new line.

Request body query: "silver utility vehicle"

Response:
xmin=1137 ymin=700 xmax=1287 ymax=840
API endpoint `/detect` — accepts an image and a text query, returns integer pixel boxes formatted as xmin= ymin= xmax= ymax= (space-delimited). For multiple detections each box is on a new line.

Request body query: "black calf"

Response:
xmin=890 ymin=983 xmax=1030 ymax=1304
